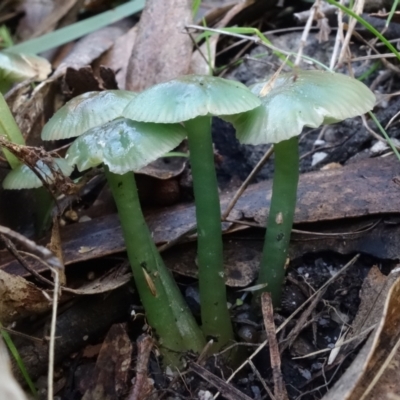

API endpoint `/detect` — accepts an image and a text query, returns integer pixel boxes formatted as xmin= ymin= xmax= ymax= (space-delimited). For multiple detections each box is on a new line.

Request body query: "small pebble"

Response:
xmin=290 ymin=336 xmax=315 ymax=358
xmin=311 ymin=151 xmax=328 ymax=166
xmin=198 ymin=390 xmax=213 ymax=400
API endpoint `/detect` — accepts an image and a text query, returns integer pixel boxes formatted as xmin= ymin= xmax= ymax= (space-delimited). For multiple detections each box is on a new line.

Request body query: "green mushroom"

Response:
xmin=0 ymin=51 xmax=51 ymax=166
xmin=2 ymin=158 xmax=72 ymax=190
xmin=42 ymin=90 xmax=137 ymax=140
xmin=64 ymin=117 xmax=205 ymax=365
xmin=0 ymin=50 xmax=51 ymax=93
xmin=223 ymin=69 xmax=376 ymax=305
xmin=122 ymin=75 xmax=262 ymax=349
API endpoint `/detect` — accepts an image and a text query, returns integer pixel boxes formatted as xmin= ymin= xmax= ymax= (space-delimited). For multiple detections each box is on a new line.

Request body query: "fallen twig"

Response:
xmin=261 ymin=293 xmax=289 ymax=400
xmin=128 ymin=334 xmax=155 ymax=400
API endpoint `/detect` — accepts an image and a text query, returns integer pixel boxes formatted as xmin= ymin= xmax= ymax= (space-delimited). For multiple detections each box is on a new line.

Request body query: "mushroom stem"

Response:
xmin=104 ymin=167 xmax=205 ymax=363
xmin=185 ymin=116 xmax=234 ymax=349
xmin=257 ymin=136 xmax=299 ymax=305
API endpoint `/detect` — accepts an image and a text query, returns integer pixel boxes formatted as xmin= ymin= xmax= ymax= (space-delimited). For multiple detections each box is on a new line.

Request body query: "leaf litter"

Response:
xmin=1 ymin=0 xmax=400 ymax=399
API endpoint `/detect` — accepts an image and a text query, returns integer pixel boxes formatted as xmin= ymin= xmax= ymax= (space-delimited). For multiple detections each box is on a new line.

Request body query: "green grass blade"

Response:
xmin=1 ymin=325 xmax=37 ymax=398
xmin=8 ymin=0 xmax=145 ymax=55
xmin=357 ymin=60 xmax=381 ymax=81
xmin=386 ymin=0 xmax=399 ymax=27
xmin=193 ymin=0 xmax=202 ymax=17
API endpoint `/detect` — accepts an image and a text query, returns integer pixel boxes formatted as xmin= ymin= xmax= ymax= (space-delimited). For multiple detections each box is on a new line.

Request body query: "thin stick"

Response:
xmin=0 ymin=225 xmax=62 ymax=270
xmin=47 ymin=266 xmax=59 ymax=400
xmin=0 ymin=327 xmax=43 ymax=344
xmin=186 ymin=24 xmax=331 ymax=71
xmin=261 ymin=293 xmax=289 ymax=400
xmin=292 ymin=325 xmax=376 ymax=360
xmin=280 ymin=288 xmax=326 ymax=353
xmin=19 ymin=251 xmax=60 ymax=400
xmin=295 ymin=0 xmax=319 ymax=66
xmin=0 ymin=234 xmax=55 ymax=287
xmin=248 ymin=360 xmax=275 ymax=400
xmin=221 ymin=146 xmax=274 ymax=220
xmin=338 ymin=0 xmax=365 ymax=65
xmin=128 ymin=335 xmax=155 ymax=400
xmin=330 ymin=0 xmax=345 ymax=69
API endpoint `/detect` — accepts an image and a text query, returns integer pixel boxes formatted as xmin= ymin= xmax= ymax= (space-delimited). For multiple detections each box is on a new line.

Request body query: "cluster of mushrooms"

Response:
xmin=1 ymin=58 xmax=375 ymax=365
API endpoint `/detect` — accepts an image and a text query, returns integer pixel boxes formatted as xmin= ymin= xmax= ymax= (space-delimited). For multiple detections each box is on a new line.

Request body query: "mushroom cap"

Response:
xmin=41 ymin=90 xmax=137 ymax=141
xmin=122 ymin=74 xmax=261 ymax=123
xmin=222 ymin=70 xmax=376 ymax=145
xmin=3 ymin=158 xmax=73 ymax=190
xmin=66 ymin=118 xmax=187 ymax=174
xmin=0 ymin=51 xmax=51 ymax=82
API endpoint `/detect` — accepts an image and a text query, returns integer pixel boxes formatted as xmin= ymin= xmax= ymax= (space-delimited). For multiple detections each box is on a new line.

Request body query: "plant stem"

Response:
xmin=104 ymin=168 xmax=205 ymax=364
xmin=185 ymin=116 xmax=234 ymax=349
xmin=0 ymin=93 xmax=24 ymax=169
xmin=257 ymin=136 xmax=299 ymax=305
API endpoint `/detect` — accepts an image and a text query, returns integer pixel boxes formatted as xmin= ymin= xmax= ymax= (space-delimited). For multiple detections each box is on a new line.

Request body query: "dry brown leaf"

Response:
xmin=5 ymin=81 xmax=49 ymax=145
xmin=367 ymin=347 xmax=400 ymax=399
xmin=17 ymin=0 xmax=84 ymax=41
xmin=82 ymin=324 xmax=132 ymax=400
xmin=96 ymin=26 xmax=137 ymax=89
xmin=65 ymin=266 xmax=131 ymax=295
xmin=17 ymin=0 xmax=56 ymax=40
xmin=322 ymin=269 xmax=400 ymax=400
xmin=345 ymin=266 xmax=390 ymax=348
xmin=0 ymin=269 xmax=50 ymax=324
xmin=18 ymin=0 xmax=80 ymax=40
xmin=137 ymin=153 xmax=187 ymax=179
xmin=53 ymin=22 xmax=131 ymax=79
xmin=125 ymin=0 xmax=193 ymax=91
